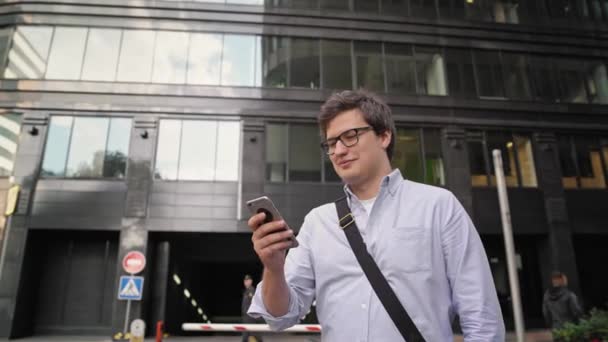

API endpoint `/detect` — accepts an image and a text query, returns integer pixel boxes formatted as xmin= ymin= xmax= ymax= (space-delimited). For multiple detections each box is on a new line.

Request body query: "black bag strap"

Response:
xmin=335 ymin=196 xmax=425 ymax=342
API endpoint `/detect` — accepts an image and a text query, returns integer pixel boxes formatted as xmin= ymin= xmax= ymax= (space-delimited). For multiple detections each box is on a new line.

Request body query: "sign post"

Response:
xmin=119 ymin=251 xmax=146 ymax=336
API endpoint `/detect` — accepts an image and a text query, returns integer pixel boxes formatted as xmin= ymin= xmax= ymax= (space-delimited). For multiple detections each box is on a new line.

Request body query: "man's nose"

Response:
xmin=333 ymin=139 xmax=348 ymax=155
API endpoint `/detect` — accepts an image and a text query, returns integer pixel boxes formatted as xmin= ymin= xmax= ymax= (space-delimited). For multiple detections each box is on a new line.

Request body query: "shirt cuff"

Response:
xmin=247 ymin=280 xmax=301 ymax=331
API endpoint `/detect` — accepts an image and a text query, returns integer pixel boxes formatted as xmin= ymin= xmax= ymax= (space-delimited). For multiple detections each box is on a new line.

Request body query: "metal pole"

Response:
xmin=124 ymin=299 xmax=132 ymax=334
xmin=492 ymin=149 xmax=525 ymax=342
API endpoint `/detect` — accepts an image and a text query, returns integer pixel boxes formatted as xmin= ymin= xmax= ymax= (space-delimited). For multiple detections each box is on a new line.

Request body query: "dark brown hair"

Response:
xmin=318 ymin=89 xmax=396 ymax=160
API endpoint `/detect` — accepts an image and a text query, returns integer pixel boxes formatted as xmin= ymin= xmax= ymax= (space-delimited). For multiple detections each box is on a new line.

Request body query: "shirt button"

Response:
xmin=361 ymin=304 xmax=367 ymax=309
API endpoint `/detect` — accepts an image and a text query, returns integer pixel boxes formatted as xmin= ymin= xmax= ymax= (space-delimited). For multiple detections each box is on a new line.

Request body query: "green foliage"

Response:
xmin=553 ymin=309 xmax=608 ymax=342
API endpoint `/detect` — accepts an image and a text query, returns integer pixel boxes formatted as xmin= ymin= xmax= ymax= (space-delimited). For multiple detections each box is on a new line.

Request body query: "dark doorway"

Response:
xmin=573 ymin=235 xmax=608 ymax=311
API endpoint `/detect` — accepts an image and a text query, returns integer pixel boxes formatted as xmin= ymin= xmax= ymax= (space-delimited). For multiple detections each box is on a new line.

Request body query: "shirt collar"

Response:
xmin=343 ymin=168 xmax=403 ymax=200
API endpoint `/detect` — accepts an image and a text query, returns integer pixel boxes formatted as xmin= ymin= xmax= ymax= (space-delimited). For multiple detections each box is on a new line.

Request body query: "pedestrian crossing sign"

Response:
xmin=118 ymin=276 xmax=144 ymax=301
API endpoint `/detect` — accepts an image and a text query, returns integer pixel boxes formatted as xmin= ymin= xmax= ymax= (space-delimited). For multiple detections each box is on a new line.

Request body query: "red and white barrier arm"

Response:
xmin=182 ymin=323 xmax=322 ymax=333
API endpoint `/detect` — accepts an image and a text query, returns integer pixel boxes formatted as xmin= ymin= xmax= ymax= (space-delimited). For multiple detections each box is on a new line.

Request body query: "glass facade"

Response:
xmin=467 ymin=131 xmax=537 ymax=187
xmin=41 ymin=116 xmax=132 ymax=178
xmin=558 ymin=135 xmax=608 ymax=189
xmin=154 ymin=119 xmax=241 ymax=181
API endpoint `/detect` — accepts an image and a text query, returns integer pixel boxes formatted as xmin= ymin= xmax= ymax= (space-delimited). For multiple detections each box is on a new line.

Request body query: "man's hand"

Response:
xmin=248 ymin=212 xmax=295 ymax=273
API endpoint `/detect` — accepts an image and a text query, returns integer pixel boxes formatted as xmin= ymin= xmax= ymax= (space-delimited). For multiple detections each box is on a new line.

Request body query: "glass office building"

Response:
xmin=0 ymin=0 xmax=607 ymax=337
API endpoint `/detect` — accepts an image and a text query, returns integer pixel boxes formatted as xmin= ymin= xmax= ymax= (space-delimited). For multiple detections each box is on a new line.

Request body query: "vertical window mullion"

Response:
xmin=78 ymin=28 xmax=91 ymax=80
xmin=176 ymin=120 xmax=184 ymax=181
xmin=113 ymin=30 xmax=125 ymax=82
xmin=102 ymin=118 xmax=112 ymax=178
xmin=148 ymin=30 xmax=159 ymax=83
xmin=42 ymin=26 xmax=56 ymax=79
xmin=63 ymin=117 xmax=75 ymax=177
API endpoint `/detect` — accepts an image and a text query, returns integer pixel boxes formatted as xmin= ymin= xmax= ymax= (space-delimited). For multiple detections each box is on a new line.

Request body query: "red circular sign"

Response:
xmin=122 ymin=251 xmax=146 ymax=274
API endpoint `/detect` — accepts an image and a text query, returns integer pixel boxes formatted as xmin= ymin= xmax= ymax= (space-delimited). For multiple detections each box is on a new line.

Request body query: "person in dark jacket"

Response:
xmin=241 ymin=274 xmax=263 ymax=342
xmin=542 ymin=271 xmax=583 ymax=329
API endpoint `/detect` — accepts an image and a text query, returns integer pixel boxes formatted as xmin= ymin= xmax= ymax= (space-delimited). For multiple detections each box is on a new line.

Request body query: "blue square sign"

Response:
xmin=118 ymin=276 xmax=144 ymax=301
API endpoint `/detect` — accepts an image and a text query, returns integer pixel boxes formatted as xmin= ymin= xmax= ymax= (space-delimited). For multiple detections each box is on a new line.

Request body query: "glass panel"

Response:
xmin=385 ymin=43 xmax=416 ymax=95
xmin=320 ymin=0 xmax=350 ymax=10
xmin=354 ymin=42 xmax=384 ymax=92
xmin=487 ymin=132 xmax=518 ymax=187
xmin=266 ymin=124 xmax=288 ymax=182
xmin=445 ymin=48 xmax=477 ymax=98
xmin=152 ymin=31 xmax=189 ymax=84
xmin=290 ymin=38 xmax=320 ymax=89
xmin=0 ymin=114 xmax=21 ymax=177
xmin=557 ymin=135 xmax=577 ymax=188
xmin=289 ymin=125 xmax=321 ymax=181
xmin=586 ymin=62 xmax=608 ymax=104
xmin=221 ymin=35 xmax=257 ymax=87
xmin=555 ymin=58 xmax=589 ymax=103
xmin=261 ymin=36 xmax=288 ymax=88
xmin=321 ymin=40 xmax=353 ymax=90
xmin=66 ymin=117 xmax=109 ymax=178
xmin=513 ymin=135 xmax=537 ymax=187
xmin=42 ymin=116 xmax=73 ymax=177
xmin=187 ymin=33 xmax=223 ymax=85
xmin=415 ymin=47 xmax=447 ymax=96
xmin=502 ymin=53 xmax=532 ymax=100
xmin=423 ymin=129 xmax=445 ymax=186
xmin=411 ymin=0 xmax=437 ymax=18
xmin=473 ymin=50 xmax=505 ymax=98
xmin=155 ymin=120 xmax=181 ymax=180
xmin=103 ymin=118 xmax=131 ymax=178
xmin=528 ymin=56 xmax=558 ymax=102
xmin=393 ymin=128 xmax=423 ymax=182
xmin=179 ymin=121 xmax=217 ymax=180
xmin=45 ymin=27 xmax=87 ymax=80
xmin=81 ymin=29 xmax=121 ymax=82
xmin=116 ymin=30 xmax=156 ymax=83
xmin=215 ymin=121 xmax=241 ymax=181
xmin=5 ymin=26 xmax=53 ymax=79
xmin=355 ymin=0 xmax=380 ymax=12
xmin=575 ymin=137 xmax=606 ymax=189
xmin=468 ymin=140 xmax=488 ymax=186
xmin=381 ymin=0 xmax=409 ymax=16
xmin=493 ymin=0 xmax=521 ymax=23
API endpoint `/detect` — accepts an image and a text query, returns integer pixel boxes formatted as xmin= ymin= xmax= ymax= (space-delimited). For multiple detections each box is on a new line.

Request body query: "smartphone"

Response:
xmin=246 ymin=196 xmax=299 ymax=248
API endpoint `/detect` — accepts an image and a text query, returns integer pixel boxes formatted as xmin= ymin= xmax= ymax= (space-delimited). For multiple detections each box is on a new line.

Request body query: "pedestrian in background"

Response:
xmin=542 ymin=271 xmax=583 ymax=329
xmin=241 ymin=274 xmax=263 ymax=342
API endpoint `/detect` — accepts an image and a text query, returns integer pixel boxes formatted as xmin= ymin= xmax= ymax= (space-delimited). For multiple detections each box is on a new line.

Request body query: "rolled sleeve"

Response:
xmin=247 ymin=282 xmax=304 ymax=331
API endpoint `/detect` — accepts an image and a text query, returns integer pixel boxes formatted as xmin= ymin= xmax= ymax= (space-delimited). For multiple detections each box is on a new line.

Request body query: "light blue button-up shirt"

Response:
xmin=249 ymin=169 xmax=505 ymax=341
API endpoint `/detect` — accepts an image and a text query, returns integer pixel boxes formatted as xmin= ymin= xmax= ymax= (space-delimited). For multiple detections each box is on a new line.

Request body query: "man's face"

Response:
xmin=325 ymin=109 xmax=390 ymax=185
xmin=551 ymin=276 xmax=563 ymax=287
xmin=244 ymin=278 xmax=252 ymax=288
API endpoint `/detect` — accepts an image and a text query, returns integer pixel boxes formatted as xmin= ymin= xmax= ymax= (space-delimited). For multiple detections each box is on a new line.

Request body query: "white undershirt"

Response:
xmin=359 ymin=196 xmax=377 ymax=214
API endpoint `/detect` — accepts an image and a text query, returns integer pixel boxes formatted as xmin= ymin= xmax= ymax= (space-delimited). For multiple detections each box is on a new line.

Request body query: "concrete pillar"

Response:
xmin=532 ymin=132 xmax=580 ymax=295
xmin=441 ymin=127 xmax=473 ymax=215
xmin=240 ymin=119 xmax=266 ymax=230
xmin=0 ymin=112 xmax=48 ymax=338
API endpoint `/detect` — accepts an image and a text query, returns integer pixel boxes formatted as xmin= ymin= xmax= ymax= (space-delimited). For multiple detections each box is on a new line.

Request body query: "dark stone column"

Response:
xmin=147 ymin=241 xmax=170 ymax=336
xmin=0 ymin=113 xmax=48 ymax=338
xmin=533 ymin=132 xmax=580 ymax=295
xmin=240 ymin=119 xmax=265 ymax=231
xmin=110 ymin=117 xmax=157 ymax=335
xmin=441 ymin=127 xmax=473 ymax=215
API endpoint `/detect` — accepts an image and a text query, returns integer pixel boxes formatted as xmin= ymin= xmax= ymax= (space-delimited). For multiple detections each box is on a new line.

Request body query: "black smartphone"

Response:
xmin=246 ymin=196 xmax=299 ymax=248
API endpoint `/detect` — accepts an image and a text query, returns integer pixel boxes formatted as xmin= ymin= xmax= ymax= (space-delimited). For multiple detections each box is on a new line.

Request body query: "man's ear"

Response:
xmin=380 ymin=130 xmax=391 ymax=149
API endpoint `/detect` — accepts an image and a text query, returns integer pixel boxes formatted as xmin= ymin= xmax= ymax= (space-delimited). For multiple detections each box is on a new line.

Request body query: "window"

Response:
xmin=555 ymin=58 xmax=589 ymax=103
xmin=558 ymin=135 xmax=607 ymax=189
xmin=493 ymin=0 xmax=521 ymax=24
xmin=354 ymin=42 xmax=384 ymax=92
xmin=81 ymin=29 xmax=121 ymax=82
xmin=152 ymin=31 xmax=189 ymax=84
xmin=0 ymin=113 xmax=22 ymax=177
xmin=529 ymin=56 xmax=559 ymax=102
xmin=45 ymin=27 xmax=87 ymax=80
xmin=445 ymin=48 xmax=477 ymax=98
xmin=415 ymin=47 xmax=447 ymax=96
xmin=41 ymin=116 xmax=131 ymax=178
xmin=385 ymin=44 xmax=416 ymax=95
xmin=266 ymin=123 xmax=325 ymax=182
xmin=468 ymin=131 xmax=537 ymax=187
xmin=221 ymin=35 xmax=258 ymax=87
xmin=261 ymin=36 xmax=288 ymax=88
xmin=187 ymin=33 xmax=223 ymax=85
xmin=117 ymin=30 xmax=156 ymax=83
xmin=381 ymin=0 xmax=409 ymax=16
xmin=321 ymin=40 xmax=353 ymax=90
xmin=4 ymin=26 xmax=53 ymax=79
xmin=393 ymin=128 xmax=445 ymax=186
xmin=502 ymin=53 xmax=532 ymax=100
xmin=154 ymin=119 xmax=241 ymax=181
xmin=290 ymin=38 xmax=320 ymax=89
xmin=473 ymin=50 xmax=505 ymax=98
xmin=586 ymin=62 xmax=608 ymax=104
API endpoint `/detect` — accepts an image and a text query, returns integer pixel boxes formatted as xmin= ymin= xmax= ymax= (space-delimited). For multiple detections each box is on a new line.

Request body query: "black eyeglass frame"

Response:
xmin=320 ymin=126 xmax=374 ymax=155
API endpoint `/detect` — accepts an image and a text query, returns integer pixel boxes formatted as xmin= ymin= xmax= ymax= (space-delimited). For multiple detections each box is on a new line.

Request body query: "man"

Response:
xmin=543 ymin=271 xmax=583 ymax=329
xmin=247 ymin=90 xmax=505 ymax=340
xmin=241 ymin=274 xmax=263 ymax=342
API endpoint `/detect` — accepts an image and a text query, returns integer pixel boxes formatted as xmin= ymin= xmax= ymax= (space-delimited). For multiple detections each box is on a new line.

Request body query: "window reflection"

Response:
xmin=41 ymin=116 xmax=73 ymax=177
xmin=152 ymin=31 xmax=189 ymax=84
xmin=355 ymin=42 xmax=385 ymax=92
xmin=321 ymin=40 xmax=352 ymax=90
xmin=290 ymin=38 xmax=320 ymax=88
xmin=586 ymin=62 xmax=608 ymax=104
xmin=0 ymin=113 xmax=22 ymax=177
xmin=487 ymin=131 xmax=518 ymax=187
xmin=289 ymin=125 xmax=321 ymax=181
xmin=221 ymin=35 xmax=257 ymax=87
xmin=423 ymin=129 xmax=445 ymax=186
xmin=385 ymin=44 xmax=416 ymax=95
xmin=415 ymin=47 xmax=447 ymax=96
xmin=266 ymin=123 xmax=288 ymax=182
xmin=187 ymin=33 xmax=223 ymax=85
xmin=502 ymin=53 xmax=532 ymax=100
xmin=155 ymin=120 xmax=181 ymax=180
xmin=445 ymin=48 xmax=477 ymax=98
xmin=474 ymin=50 xmax=505 ymax=98
xmin=81 ymin=29 xmax=121 ymax=82
xmin=558 ymin=136 xmax=578 ymax=189
xmin=179 ymin=121 xmax=217 ymax=180
xmin=45 ymin=27 xmax=87 ymax=80
xmin=529 ymin=56 xmax=559 ymax=102
xmin=117 ymin=30 xmax=156 ymax=83
xmin=5 ymin=26 xmax=53 ymax=79
xmin=394 ymin=128 xmax=423 ymax=182
xmin=104 ymin=118 xmax=131 ymax=178
xmin=555 ymin=58 xmax=589 ymax=103
xmin=468 ymin=139 xmax=489 ymax=186
xmin=216 ymin=121 xmax=241 ymax=181
xmin=575 ymin=137 xmax=606 ymax=188
xmin=261 ymin=36 xmax=288 ymax=88
xmin=66 ymin=118 xmax=110 ymax=178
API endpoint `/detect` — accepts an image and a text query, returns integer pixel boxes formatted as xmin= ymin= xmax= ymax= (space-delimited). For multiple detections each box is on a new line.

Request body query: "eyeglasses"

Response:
xmin=320 ymin=126 xmax=373 ymax=155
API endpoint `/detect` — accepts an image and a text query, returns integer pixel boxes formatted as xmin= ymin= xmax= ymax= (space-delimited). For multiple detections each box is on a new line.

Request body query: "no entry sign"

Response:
xmin=122 ymin=251 xmax=146 ymax=274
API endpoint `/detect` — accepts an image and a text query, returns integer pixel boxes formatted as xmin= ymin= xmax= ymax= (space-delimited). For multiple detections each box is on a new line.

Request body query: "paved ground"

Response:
xmin=0 ymin=330 xmax=554 ymax=341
